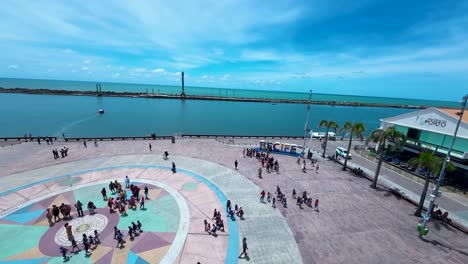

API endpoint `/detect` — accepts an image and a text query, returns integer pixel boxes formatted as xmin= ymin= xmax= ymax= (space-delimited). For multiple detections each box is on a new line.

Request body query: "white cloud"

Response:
xmin=62 ymin=48 xmax=75 ymax=54
xmin=83 ymin=59 xmax=92 ymax=64
xmin=7 ymin=64 xmax=18 ymax=69
xmin=81 ymin=66 xmax=89 ymax=71
xmin=152 ymin=68 xmax=166 ymax=73
xmin=112 ymin=73 xmax=120 ymax=78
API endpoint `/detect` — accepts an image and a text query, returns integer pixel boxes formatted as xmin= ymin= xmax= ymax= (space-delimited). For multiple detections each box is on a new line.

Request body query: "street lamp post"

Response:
xmin=418 ymin=94 xmax=467 ymax=236
xmin=302 ymin=90 xmax=312 ymax=151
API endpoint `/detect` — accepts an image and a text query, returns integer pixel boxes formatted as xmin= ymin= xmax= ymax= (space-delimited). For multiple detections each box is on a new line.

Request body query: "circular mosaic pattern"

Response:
xmin=54 ymin=214 xmax=108 ymax=246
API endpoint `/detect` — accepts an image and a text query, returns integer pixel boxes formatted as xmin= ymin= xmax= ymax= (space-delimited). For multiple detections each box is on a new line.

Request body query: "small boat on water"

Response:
xmin=98 ymin=109 xmax=105 ymax=114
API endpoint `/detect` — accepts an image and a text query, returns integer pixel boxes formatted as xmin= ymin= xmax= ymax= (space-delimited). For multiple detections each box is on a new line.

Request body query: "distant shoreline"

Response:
xmin=0 ymin=87 xmax=448 ymax=109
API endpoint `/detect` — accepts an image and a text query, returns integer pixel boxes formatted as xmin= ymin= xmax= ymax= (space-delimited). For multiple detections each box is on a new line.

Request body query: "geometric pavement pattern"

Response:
xmin=0 ymin=182 xmax=178 ymax=263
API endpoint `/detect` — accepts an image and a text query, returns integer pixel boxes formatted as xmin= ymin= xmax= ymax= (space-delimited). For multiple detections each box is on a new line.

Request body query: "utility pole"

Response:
xmin=181 ymin=72 xmax=186 ymax=97
xmin=418 ymin=94 xmax=467 ymax=236
xmin=302 ymin=90 xmax=312 ymax=150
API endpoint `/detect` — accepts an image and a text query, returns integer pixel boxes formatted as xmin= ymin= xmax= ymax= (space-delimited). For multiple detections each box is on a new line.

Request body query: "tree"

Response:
xmin=408 ymin=151 xmax=455 ymax=217
xmin=319 ymin=120 xmax=338 ymax=158
xmin=339 ymin=122 xmax=366 ymax=170
xmin=366 ymin=127 xmax=406 ymax=189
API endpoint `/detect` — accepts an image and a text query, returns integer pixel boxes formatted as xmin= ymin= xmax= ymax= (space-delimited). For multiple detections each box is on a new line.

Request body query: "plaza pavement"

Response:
xmin=0 ymin=138 xmax=468 ymax=263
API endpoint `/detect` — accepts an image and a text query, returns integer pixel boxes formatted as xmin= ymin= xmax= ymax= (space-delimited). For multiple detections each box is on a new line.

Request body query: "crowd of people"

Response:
xmin=45 ymin=177 xmax=152 ymax=259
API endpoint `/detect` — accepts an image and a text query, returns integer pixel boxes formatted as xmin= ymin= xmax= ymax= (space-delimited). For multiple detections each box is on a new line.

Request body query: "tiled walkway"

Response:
xmin=0 ymin=138 xmax=467 ymax=263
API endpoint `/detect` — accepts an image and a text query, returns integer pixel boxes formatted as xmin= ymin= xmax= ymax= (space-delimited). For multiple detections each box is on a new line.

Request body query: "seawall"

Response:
xmin=0 ymin=87 xmax=442 ymax=109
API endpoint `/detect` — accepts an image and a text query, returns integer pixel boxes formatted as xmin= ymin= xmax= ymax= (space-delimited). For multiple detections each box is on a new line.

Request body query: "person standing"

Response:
xmin=172 ymin=162 xmax=176 ymax=173
xmin=238 ymin=237 xmax=248 ymax=258
xmin=226 ymin=200 xmax=231 ymax=212
xmin=258 ymin=167 xmax=262 ymax=178
xmin=234 ymin=160 xmax=238 ymax=170
xmin=75 ymin=201 xmax=84 ymax=217
xmin=149 ymin=143 xmax=152 ymax=151
xmin=125 ymin=176 xmax=130 ymax=188
xmin=272 ymin=197 xmax=276 ymax=208
xmin=144 ymin=186 xmax=149 ymax=199
xmin=45 ymin=208 xmax=53 ymax=225
xmin=314 ymin=199 xmax=319 ymax=212
xmin=140 ymin=196 xmax=145 ymax=209
xmin=65 ymin=223 xmax=73 ymax=241
xmin=83 ymin=141 xmax=87 ymax=148
xmin=316 ymin=164 xmax=319 ymax=173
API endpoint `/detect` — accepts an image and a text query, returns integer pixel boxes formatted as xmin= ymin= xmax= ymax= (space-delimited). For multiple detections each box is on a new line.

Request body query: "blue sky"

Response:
xmin=0 ymin=0 xmax=467 ymax=101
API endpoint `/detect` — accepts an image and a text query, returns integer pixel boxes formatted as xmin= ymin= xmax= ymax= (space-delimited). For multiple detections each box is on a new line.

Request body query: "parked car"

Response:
xmin=312 ymin=132 xmax=336 ymax=140
xmin=336 ymin=147 xmax=352 ymax=159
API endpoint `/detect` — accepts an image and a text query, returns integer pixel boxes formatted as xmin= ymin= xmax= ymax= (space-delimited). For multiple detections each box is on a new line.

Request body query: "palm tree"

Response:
xmin=366 ymin=127 xmax=406 ymax=189
xmin=319 ymin=120 xmax=339 ymax=158
xmin=408 ymin=151 xmax=455 ymax=217
xmin=339 ymin=122 xmax=366 ymax=170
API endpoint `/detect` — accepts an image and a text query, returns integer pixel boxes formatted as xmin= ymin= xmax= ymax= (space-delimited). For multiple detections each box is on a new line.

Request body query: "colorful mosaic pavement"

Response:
xmin=0 ymin=182 xmax=180 ymax=263
xmin=0 ymin=166 xmax=234 ymax=264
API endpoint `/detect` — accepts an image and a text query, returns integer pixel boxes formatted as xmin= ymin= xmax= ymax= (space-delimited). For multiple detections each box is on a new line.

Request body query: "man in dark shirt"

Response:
xmin=239 ymin=237 xmax=248 ymax=258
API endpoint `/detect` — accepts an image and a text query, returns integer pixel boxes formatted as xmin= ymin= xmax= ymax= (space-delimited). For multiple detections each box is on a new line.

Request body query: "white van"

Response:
xmin=336 ymin=147 xmax=351 ymax=159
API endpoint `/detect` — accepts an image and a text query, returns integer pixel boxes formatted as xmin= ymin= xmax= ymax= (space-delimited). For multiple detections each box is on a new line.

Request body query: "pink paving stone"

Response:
xmin=179 ymin=233 xmax=228 ymax=264
xmin=130 ymin=232 xmax=175 ymax=254
xmin=16 ymin=184 xmax=51 ymax=200
xmin=0 ymin=192 xmax=27 ymax=210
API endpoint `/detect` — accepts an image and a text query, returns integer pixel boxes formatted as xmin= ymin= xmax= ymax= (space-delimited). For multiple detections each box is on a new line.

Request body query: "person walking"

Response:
xmin=314 ymin=199 xmax=319 ymax=212
xmin=272 ymin=197 xmax=276 ymax=208
xmin=101 ymin=187 xmax=108 ymax=200
xmin=144 ymin=186 xmax=149 ymax=199
xmin=70 ymin=236 xmax=80 ymax=252
xmin=238 ymin=237 xmax=248 ymax=258
xmin=59 ymin=246 xmax=68 ymax=260
xmin=257 ymin=167 xmax=262 ymax=178
xmin=140 ymin=196 xmax=145 ymax=209
xmin=316 ymin=164 xmax=319 ymax=173
xmin=172 ymin=162 xmax=176 ymax=173
xmin=302 ymin=160 xmax=307 ymax=172
xmin=260 ymin=190 xmax=265 ymax=203
xmin=234 ymin=160 xmax=238 ymax=170
xmin=75 ymin=200 xmax=84 ymax=217
xmin=83 ymin=141 xmax=87 ymax=148
xmin=149 ymin=143 xmax=152 ymax=151
xmin=226 ymin=200 xmax=231 ymax=212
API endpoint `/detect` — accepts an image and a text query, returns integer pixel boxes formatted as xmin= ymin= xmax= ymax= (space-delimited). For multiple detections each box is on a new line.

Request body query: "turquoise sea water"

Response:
xmin=0 ymin=78 xmax=460 ymax=108
xmin=0 ymin=93 xmax=412 ymax=137
xmin=0 ymin=78 xmax=458 ymax=137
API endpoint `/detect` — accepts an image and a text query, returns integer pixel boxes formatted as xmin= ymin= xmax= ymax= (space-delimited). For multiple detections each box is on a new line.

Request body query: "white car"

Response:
xmin=312 ymin=132 xmax=336 ymax=140
xmin=336 ymin=147 xmax=351 ymax=159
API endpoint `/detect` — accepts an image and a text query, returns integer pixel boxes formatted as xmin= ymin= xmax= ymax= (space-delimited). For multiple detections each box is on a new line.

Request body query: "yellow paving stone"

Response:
xmin=47 ymin=195 xmax=71 ymax=208
xmin=90 ymin=245 xmax=113 ymax=263
xmin=146 ymin=189 xmax=161 ymax=201
xmin=110 ymin=240 xmax=131 ymax=264
xmin=5 ymin=246 xmax=46 ymax=260
xmin=138 ymin=245 xmax=170 ymax=264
